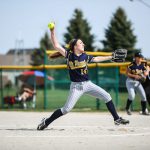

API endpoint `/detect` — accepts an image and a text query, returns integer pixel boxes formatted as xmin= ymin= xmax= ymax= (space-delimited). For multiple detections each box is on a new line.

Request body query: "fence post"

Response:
xmin=44 ymin=51 xmax=47 ymax=110
xmin=0 ymin=69 xmax=3 ymax=108
xmin=96 ymin=63 xmax=100 ymax=110
xmin=115 ymin=67 xmax=119 ymax=107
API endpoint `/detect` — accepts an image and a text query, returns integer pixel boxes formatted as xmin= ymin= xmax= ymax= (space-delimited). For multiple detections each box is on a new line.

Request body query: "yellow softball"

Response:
xmin=48 ymin=22 xmax=55 ymax=30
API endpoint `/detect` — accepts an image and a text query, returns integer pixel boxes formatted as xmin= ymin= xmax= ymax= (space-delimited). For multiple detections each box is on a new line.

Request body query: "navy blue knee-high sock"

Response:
xmin=45 ymin=109 xmax=63 ymax=126
xmin=126 ymin=99 xmax=132 ymax=110
xmin=106 ymin=100 xmax=119 ymax=121
xmin=141 ymin=101 xmax=146 ymax=112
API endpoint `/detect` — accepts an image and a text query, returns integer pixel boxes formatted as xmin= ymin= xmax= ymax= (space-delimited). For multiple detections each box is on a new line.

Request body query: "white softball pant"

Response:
xmin=61 ymin=80 xmax=112 ymax=115
xmin=126 ymin=78 xmax=146 ymax=101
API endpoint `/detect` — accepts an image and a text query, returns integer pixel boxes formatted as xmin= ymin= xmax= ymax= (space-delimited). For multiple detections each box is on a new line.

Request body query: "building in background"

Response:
xmin=0 ymin=48 xmax=34 ymax=87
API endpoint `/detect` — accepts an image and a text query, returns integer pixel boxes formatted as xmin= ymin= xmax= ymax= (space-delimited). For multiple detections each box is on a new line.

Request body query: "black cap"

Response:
xmin=134 ymin=52 xmax=144 ymax=58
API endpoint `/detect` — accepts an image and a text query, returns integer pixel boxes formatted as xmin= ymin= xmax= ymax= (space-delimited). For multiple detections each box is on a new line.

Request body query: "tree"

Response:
xmin=101 ymin=7 xmax=138 ymax=60
xmin=64 ymin=9 xmax=95 ymax=51
xmin=31 ymin=32 xmax=53 ymax=66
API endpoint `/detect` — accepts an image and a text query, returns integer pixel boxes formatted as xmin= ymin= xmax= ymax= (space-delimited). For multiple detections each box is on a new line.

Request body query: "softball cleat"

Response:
xmin=139 ymin=108 xmax=150 ymax=116
xmin=126 ymin=109 xmax=132 ymax=115
xmin=114 ymin=117 xmax=129 ymax=125
xmin=37 ymin=118 xmax=47 ymax=130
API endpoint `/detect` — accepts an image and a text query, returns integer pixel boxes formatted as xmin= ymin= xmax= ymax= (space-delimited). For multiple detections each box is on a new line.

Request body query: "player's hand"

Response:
xmin=48 ymin=22 xmax=55 ymax=31
xmin=134 ymin=75 xmax=141 ymax=80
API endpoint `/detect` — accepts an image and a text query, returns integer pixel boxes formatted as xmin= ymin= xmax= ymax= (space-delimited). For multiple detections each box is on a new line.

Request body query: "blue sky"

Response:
xmin=0 ymin=0 xmax=150 ymax=58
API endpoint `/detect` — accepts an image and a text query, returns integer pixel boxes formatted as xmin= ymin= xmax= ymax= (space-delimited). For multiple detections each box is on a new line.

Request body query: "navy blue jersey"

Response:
xmin=128 ymin=62 xmax=147 ymax=75
xmin=65 ymin=50 xmax=93 ymax=82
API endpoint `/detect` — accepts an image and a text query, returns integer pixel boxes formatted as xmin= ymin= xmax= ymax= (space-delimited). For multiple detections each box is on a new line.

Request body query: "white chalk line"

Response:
xmin=1 ymin=125 xmax=150 ymax=138
xmin=0 ymin=125 xmax=150 ymax=130
xmin=3 ymin=132 xmax=150 ymax=138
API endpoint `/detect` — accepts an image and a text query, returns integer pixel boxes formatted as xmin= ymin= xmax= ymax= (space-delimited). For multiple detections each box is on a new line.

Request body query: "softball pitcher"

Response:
xmin=37 ymin=23 xmax=129 ymax=130
xmin=125 ymin=52 xmax=149 ymax=115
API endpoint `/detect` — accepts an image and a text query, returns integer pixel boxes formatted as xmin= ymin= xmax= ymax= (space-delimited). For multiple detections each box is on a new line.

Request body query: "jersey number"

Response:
xmin=81 ymin=68 xmax=88 ymax=75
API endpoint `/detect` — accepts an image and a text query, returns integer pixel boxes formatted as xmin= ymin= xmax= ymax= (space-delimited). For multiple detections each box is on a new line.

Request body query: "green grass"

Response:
xmin=0 ymin=88 xmax=147 ymax=111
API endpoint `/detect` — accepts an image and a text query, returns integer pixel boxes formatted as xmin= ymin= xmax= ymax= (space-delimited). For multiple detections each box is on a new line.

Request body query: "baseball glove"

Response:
xmin=138 ymin=73 xmax=146 ymax=83
xmin=112 ymin=49 xmax=127 ymax=62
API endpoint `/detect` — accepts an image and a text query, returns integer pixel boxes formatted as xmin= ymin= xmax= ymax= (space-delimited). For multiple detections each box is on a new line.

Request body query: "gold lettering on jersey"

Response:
xmin=136 ymin=69 xmax=143 ymax=75
xmin=131 ymin=69 xmax=143 ymax=75
xmin=68 ymin=60 xmax=87 ymax=70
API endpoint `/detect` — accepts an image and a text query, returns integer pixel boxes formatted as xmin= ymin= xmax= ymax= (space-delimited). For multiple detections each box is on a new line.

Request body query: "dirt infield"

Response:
xmin=0 ymin=111 xmax=150 ymax=150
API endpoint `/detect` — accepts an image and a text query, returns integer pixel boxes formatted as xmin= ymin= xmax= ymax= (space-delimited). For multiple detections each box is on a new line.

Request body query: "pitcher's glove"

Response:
xmin=112 ymin=49 xmax=127 ymax=62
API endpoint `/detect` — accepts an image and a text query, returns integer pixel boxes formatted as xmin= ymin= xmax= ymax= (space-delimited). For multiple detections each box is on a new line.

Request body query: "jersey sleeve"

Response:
xmin=65 ymin=50 xmax=70 ymax=59
xmin=128 ymin=63 xmax=133 ymax=70
xmin=87 ymin=55 xmax=94 ymax=63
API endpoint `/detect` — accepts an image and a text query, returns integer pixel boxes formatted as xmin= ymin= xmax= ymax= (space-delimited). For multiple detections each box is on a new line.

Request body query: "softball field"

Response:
xmin=0 ymin=111 xmax=150 ymax=150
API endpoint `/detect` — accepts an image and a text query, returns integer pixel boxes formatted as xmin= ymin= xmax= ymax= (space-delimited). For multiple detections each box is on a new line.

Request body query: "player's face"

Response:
xmin=74 ymin=39 xmax=85 ymax=53
xmin=135 ymin=57 xmax=143 ymax=63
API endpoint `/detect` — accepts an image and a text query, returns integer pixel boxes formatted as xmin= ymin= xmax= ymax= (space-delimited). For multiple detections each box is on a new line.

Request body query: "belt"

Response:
xmin=72 ymin=80 xmax=90 ymax=84
xmin=128 ymin=77 xmax=138 ymax=81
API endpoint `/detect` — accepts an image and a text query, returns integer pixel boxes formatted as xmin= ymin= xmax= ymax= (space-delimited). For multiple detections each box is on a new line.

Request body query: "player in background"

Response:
xmin=125 ymin=52 xmax=149 ymax=115
xmin=37 ymin=23 xmax=129 ymax=130
xmin=141 ymin=60 xmax=150 ymax=106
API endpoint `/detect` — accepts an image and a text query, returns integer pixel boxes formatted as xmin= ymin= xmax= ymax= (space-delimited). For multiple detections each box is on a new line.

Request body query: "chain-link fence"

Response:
xmin=0 ymin=63 xmax=143 ymax=111
xmin=1 ymin=50 xmax=148 ymax=111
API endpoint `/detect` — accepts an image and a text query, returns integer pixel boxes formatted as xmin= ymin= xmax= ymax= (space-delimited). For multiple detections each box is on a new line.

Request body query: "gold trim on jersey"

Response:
xmin=128 ymin=63 xmax=133 ymax=68
xmin=68 ymin=60 xmax=87 ymax=70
